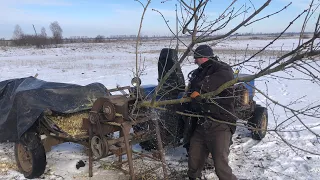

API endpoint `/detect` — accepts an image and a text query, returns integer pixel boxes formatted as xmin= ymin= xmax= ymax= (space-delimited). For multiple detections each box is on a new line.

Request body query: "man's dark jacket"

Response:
xmin=188 ymin=59 xmax=237 ymax=133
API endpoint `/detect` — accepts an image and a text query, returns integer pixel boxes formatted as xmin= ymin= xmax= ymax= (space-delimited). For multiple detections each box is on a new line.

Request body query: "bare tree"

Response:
xmin=11 ymin=25 xmax=50 ymax=48
xmin=95 ymin=35 xmax=105 ymax=43
xmin=12 ymin=25 xmax=25 ymax=46
xmin=40 ymin=27 xmax=47 ymax=37
xmin=50 ymin=21 xmax=63 ymax=44
xmin=35 ymin=27 xmax=48 ymax=48
xmin=135 ymin=0 xmax=320 ymax=167
xmin=13 ymin=24 xmax=24 ymax=40
xmin=146 ymin=0 xmax=319 ymax=116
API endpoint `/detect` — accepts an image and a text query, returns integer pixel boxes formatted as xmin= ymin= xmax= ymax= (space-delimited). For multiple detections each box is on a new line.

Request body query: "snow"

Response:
xmin=0 ymin=38 xmax=320 ymax=180
xmin=216 ymin=38 xmax=301 ymax=51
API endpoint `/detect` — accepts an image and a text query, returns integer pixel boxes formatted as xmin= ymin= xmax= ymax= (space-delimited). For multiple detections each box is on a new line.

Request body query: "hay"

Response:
xmin=49 ymin=112 xmax=88 ymax=137
xmin=0 ymin=162 xmax=17 ymax=174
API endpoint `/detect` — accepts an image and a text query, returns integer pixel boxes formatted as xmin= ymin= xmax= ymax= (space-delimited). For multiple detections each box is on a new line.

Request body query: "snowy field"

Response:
xmin=0 ymin=37 xmax=320 ymax=180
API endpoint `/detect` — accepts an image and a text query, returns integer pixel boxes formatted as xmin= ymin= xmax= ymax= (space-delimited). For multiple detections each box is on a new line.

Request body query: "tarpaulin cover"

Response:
xmin=0 ymin=77 xmax=108 ymax=142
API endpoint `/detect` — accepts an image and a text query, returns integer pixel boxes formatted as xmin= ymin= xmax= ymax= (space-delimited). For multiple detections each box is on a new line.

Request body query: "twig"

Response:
xmin=131 ymin=0 xmax=151 ymax=116
xmin=232 ymin=9 xmax=309 ymax=67
xmin=245 ymin=2 xmax=292 ymax=26
xmin=196 ymin=0 xmax=271 ymax=43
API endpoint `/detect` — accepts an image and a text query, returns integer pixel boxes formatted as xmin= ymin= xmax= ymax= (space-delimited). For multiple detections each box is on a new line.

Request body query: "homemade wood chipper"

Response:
xmin=14 ymin=84 xmax=168 ymax=180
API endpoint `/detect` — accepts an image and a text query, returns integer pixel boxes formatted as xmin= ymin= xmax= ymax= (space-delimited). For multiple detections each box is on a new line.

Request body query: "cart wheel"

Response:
xmin=15 ymin=132 xmax=46 ymax=179
xmin=248 ymin=106 xmax=268 ymax=140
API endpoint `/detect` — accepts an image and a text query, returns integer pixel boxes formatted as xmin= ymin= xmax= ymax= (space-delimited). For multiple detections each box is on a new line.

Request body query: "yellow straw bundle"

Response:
xmin=49 ymin=112 xmax=88 ymax=137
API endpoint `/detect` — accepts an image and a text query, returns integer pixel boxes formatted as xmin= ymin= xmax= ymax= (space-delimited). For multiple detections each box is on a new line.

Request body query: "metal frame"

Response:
xmin=38 ymin=86 xmax=167 ymax=180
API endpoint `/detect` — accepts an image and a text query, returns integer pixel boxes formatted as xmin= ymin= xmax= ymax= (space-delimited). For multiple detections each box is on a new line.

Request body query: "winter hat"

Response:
xmin=194 ymin=45 xmax=213 ymax=59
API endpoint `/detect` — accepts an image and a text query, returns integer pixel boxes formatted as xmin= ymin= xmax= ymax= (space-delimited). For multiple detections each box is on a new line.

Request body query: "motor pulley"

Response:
xmin=102 ymin=101 xmax=116 ymax=121
xmin=90 ymin=135 xmax=108 ymax=160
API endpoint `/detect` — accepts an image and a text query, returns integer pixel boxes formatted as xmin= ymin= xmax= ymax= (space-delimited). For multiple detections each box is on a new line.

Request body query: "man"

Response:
xmin=187 ymin=44 xmax=237 ymax=180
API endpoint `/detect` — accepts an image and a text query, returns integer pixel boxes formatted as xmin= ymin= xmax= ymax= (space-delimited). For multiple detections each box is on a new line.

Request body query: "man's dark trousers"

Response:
xmin=187 ymin=120 xmax=237 ymax=180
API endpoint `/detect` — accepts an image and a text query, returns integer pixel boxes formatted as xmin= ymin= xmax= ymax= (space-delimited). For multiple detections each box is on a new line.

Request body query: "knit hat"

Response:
xmin=194 ymin=45 xmax=213 ymax=59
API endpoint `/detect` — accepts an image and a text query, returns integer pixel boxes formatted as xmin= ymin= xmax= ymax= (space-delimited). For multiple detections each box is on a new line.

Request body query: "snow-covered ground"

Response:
xmin=0 ymin=38 xmax=319 ymax=180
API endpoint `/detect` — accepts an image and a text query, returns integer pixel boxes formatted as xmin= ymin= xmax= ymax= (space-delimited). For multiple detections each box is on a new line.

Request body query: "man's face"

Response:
xmin=194 ymin=57 xmax=208 ymax=66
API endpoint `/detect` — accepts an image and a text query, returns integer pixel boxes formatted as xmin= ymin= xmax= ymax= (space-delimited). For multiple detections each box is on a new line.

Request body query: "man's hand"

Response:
xmin=189 ymin=91 xmax=203 ymax=112
xmin=190 ymin=91 xmax=202 ymax=102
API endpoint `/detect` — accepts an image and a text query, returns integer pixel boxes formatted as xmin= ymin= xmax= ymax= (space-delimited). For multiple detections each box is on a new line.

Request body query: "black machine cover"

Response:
xmin=0 ymin=77 xmax=108 ymax=142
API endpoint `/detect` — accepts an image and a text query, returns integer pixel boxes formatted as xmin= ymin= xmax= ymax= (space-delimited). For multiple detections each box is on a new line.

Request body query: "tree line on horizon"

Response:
xmin=0 ymin=21 xmax=313 ymax=48
xmin=12 ymin=21 xmax=63 ymax=48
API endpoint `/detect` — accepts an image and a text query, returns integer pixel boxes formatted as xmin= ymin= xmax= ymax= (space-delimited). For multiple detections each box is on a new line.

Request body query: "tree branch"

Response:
xmin=245 ymin=2 xmax=292 ymax=26
xmin=195 ymin=0 xmax=271 ymax=43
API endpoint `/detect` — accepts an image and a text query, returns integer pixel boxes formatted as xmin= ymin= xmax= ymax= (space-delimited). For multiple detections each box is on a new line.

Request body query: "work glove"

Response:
xmin=190 ymin=91 xmax=202 ymax=102
xmin=189 ymin=91 xmax=204 ymax=113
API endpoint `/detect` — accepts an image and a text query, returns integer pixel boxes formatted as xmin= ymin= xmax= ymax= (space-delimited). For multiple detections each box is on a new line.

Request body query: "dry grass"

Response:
xmin=0 ymin=161 xmax=17 ymax=175
xmin=121 ymin=158 xmax=163 ymax=180
xmin=49 ymin=112 xmax=88 ymax=137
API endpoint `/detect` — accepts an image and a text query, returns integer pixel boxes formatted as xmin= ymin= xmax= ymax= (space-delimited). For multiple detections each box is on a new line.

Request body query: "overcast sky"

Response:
xmin=0 ymin=0 xmax=317 ymax=39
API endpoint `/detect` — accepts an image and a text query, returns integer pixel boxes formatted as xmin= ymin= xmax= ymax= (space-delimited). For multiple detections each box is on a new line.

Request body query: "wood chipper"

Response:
xmin=10 ymin=82 xmax=169 ymax=180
